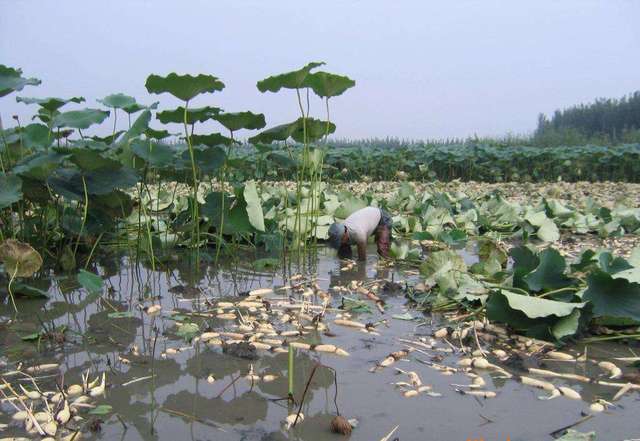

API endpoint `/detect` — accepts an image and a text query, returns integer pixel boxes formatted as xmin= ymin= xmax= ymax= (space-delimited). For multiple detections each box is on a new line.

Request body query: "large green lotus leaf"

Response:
xmin=243 ymin=180 xmax=265 ymax=232
xmin=97 ymin=93 xmax=136 ymax=109
xmin=131 ymin=139 xmax=176 ymax=168
xmin=225 ymin=201 xmax=253 ymax=235
xmin=0 ymin=239 xmax=43 ymax=277
xmin=16 ymin=96 xmax=84 ymax=112
xmin=13 ymin=152 xmax=67 ymax=181
xmin=257 ymin=62 xmax=325 ymax=93
xmin=537 ymin=218 xmax=560 ymax=242
xmin=597 ymin=251 xmax=633 ymax=275
xmin=248 ymin=121 xmax=298 ymax=144
xmin=266 ymin=151 xmax=297 ymax=169
xmin=85 ymin=167 xmax=138 ymax=195
xmin=570 ymin=249 xmax=598 ymax=272
xmin=420 ymin=250 xmax=467 ymax=280
xmin=77 ymin=269 xmax=103 ymax=295
xmin=118 ymin=109 xmax=152 ymax=145
xmin=510 ymin=245 xmax=540 ymax=289
xmin=302 ymin=71 xmax=355 ymax=98
xmin=333 ymin=195 xmax=367 ymax=219
xmin=613 ymin=266 xmax=640 ymax=284
xmin=179 ymin=145 xmax=226 ymax=174
xmin=524 ymin=248 xmax=573 ymax=292
xmin=145 ymin=73 xmax=224 ymax=102
xmin=544 ymin=198 xmax=574 ymax=219
xmin=64 ymin=148 xmax=121 ymax=172
xmin=17 ymin=123 xmax=53 ymax=150
xmin=156 ymin=106 xmax=222 ymax=124
xmin=582 ymin=270 xmax=640 ymax=321
xmin=93 ymin=190 xmax=133 ymax=218
xmin=214 ymin=111 xmax=266 ymax=132
xmin=201 ymin=191 xmax=231 ymax=226
xmin=551 ymin=309 xmax=582 ymax=341
xmin=25 ymin=184 xmax=49 ymax=209
xmin=49 ymin=166 xmax=138 ymax=198
xmin=485 ymin=290 xmax=581 ymax=340
xmin=0 ymin=174 xmax=22 ymax=208
xmin=291 ymin=118 xmax=336 ymax=142
xmin=189 ymin=132 xmax=234 ymax=147
xmin=0 ymin=65 xmax=41 ymax=97
xmin=53 ymin=108 xmax=110 ymax=129
xmin=489 ymin=290 xmax=585 ymax=319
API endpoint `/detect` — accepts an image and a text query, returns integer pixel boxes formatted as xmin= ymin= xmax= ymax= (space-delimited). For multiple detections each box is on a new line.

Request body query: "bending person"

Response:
xmin=327 ymin=206 xmax=392 ymax=261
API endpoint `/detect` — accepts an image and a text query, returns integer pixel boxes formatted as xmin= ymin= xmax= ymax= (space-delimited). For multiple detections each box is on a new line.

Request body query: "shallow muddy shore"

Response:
xmin=1 ymin=245 xmax=639 ymax=441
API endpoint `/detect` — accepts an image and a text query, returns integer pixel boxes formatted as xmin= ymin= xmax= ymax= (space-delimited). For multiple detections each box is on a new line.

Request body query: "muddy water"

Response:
xmin=1 ymin=244 xmax=639 ymax=441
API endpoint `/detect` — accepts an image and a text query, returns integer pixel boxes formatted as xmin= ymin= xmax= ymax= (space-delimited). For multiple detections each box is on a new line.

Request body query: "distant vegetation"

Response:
xmin=534 ymin=91 xmax=640 ymax=146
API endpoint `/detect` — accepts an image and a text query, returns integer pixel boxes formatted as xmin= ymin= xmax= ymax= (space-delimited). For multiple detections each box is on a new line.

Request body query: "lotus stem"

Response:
xmin=73 ymin=175 xmax=89 ymax=257
xmin=183 ymin=101 xmax=200 ymax=248
xmin=7 ymin=265 xmax=19 ymax=313
xmin=288 ymin=345 xmax=294 ymax=400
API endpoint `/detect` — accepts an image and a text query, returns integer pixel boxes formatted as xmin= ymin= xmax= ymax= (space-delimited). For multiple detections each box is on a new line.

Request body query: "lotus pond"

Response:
xmin=2 ymin=63 xmax=640 ymax=441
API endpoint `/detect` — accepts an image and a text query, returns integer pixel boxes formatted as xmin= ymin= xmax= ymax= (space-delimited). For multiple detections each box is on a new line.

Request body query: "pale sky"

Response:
xmin=1 ymin=0 xmax=639 ymax=140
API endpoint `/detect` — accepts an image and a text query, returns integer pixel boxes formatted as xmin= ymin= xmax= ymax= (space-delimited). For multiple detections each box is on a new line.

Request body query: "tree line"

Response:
xmin=534 ymin=91 xmax=640 ymax=146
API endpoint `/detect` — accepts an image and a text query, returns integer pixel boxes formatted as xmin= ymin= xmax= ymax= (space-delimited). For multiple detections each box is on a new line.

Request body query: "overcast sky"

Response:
xmin=1 ymin=1 xmax=639 ymax=140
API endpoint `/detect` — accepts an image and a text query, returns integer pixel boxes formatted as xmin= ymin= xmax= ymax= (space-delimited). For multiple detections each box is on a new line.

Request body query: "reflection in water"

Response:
xmin=1 ymin=245 xmax=639 ymax=441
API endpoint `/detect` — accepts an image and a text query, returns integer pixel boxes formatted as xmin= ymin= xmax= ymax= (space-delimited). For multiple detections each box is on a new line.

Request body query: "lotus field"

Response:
xmin=1 ymin=63 xmax=640 ymax=440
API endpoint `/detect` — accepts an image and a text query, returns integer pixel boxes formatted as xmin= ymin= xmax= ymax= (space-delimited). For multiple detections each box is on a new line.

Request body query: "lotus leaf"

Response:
xmin=523 ymin=248 xmax=574 ymax=292
xmin=0 ymin=65 xmax=41 ymax=97
xmin=0 ymin=239 xmax=43 ymax=278
xmin=157 ymin=106 xmax=222 ymax=124
xmin=0 ymin=174 xmax=22 ymax=208
xmin=303 ymin=71 xmax=355 ymax=98
xmin=77 ymin=269 xmax=103 ymax=295
xmin=145 ymin=73 xmax=224 ymax=102
xmin=16 ymin=96 xmax=84 ymax=112
xmin=53 ymin=108 xmax=110 ymax=129
xmin=214 ymin=111 xmax=266 ymax=132
xmin=582 ymin=270 xmax=640 ymax=322
xmin=243 ymin=181 xmax=265 ymax=232
xmin=257 ymin=62 xmax=325 ymax=93
xmin=98 ymin=93 xmax=136 ymax=109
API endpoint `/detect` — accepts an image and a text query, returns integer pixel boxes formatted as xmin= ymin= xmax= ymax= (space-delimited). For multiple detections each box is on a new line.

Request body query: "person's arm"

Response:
xmin=356 ymin=241 xmax=367 ymax=261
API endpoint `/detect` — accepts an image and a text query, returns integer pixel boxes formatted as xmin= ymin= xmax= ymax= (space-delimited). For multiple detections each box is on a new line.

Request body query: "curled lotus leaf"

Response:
xmin=248 ymin=121 xmax=298 ymax=144
xmin=249 ymin=118 xmax=335 ymax=144
xmin=257 ymin=62 xmax=325 ymax=93
xmin=303 ymin=71 xmax=355 ymax=98
xmin=53 ymin=108 xmax=110 ymax=129
xmin=17 ymin=96 xmax=85 ymax=112
xmin=0 ymin=239 xmax=43 ymax=278
xmin=145 ymin=73 xmax=225 ymax=102
xmin=243 ymin=180 xmax=265 ymax=232
xmin=524 ymin=248 xmax=574 ymax=292
xmin=290 ymin=118 xmax=335 ymax=142
xmin=0 ymin=65 xmax=41 ymax=97
xmin=214 ymin=111 xmax=266 ymax=132
xmin=118 ymin=109 xmax=152 ymax=145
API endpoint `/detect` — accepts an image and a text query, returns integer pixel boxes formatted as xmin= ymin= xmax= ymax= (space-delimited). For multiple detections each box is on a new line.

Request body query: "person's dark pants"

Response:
xmin=375 ymin=209 xmax=393 ymax=258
